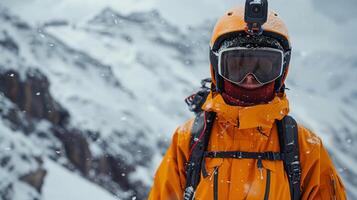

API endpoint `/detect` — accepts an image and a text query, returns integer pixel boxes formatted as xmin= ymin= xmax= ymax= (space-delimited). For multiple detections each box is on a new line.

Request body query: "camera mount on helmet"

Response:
xmin=244 ymin=0 xmax=268 ymax=35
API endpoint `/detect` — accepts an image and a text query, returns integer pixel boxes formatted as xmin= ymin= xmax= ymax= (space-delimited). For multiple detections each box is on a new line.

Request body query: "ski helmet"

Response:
xmin=209 ymin=6 xmax=291 ymax=93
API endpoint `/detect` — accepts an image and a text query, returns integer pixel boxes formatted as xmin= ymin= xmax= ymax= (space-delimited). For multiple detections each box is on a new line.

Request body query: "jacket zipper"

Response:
xmin=264 ymin=169 xmax=271 ymax=200
xmin=258 ymin=159 xmax=271 ymax=200
xmin=213 ymin=167 xmax=219 ymax=200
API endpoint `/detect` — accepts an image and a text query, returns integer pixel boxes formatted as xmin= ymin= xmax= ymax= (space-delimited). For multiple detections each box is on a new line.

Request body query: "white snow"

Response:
xmin=43 ymin=159 xmax=119 ymax=200
xmin=2 ymin=0 xmax=357 ymax=54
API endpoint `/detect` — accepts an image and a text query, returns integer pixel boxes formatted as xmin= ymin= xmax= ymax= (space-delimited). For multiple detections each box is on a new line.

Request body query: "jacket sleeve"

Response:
xmin=148 ymin=121 xmax=193 ymax=200
xmin=298 ymin=125 xmax=347 ymax=200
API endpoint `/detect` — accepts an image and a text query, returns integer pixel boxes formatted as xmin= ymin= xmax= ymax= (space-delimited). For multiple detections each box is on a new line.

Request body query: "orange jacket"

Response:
xmin=149 ymin=93 xmax=346 ymax=200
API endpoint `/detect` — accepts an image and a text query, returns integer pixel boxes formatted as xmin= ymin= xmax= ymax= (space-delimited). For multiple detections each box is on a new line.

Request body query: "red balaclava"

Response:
xmin=222 ymin=79 xmax=275 ymax=107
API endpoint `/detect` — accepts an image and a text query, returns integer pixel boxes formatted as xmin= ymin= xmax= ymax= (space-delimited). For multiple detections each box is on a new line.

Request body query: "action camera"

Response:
xmin=244 ymin=0 xmax=268 ymax=34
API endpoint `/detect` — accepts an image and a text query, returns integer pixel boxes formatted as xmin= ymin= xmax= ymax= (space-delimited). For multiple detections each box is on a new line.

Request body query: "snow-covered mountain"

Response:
xmin=0 ymin=1 xmax=356 ymax=200
xmin=0 ymin=4 xmax=210 ymax=199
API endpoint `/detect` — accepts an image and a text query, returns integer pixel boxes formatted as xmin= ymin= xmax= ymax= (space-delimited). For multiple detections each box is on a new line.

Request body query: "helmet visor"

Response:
xmin=218 ymin=47 xmax=284 ymax=85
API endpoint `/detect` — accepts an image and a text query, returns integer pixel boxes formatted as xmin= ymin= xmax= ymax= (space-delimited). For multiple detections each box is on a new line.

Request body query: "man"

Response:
xmin=149 ymin=3 xmax=346 ymax=200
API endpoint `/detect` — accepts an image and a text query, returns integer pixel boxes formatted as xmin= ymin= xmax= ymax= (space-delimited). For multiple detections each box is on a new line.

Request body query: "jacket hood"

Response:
xmin=201 ymin=92 xmax=289 ymax=130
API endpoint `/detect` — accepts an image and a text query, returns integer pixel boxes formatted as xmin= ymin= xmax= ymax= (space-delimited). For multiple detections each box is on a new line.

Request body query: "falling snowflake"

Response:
xmin=306 ymin=136 xmax=320 ymax=145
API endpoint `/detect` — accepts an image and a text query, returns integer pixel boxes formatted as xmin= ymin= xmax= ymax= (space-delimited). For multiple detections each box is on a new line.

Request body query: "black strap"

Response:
xmin=200 ymin=151 xmax=284 ymax=178
xmin=277 ymin=116 xmax=301 ymax=200
xmin=204 ymin=151 xmax=284 ymax=160
xmin=184 ymin=111 xmax=216 ymax=200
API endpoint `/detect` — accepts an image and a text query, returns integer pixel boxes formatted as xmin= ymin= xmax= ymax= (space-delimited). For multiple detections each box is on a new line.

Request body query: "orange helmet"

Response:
xmin=209 ymin=6 xmax=291 ymax=93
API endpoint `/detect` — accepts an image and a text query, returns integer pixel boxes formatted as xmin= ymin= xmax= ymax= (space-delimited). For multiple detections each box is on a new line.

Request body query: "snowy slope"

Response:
xmin=0 ymin=3 xmax=208 ymax=199
xmin=43 ymin=159 xmax=118 ymax=200
xmin=0 ymin=97 xmax=43 ymax=200
xmin=0 ymin=5 xmax=159 ymax=199
xmin=2 ymin=0 xmax=357 ymax=53
xmin=0 ymin=0 xmax=356 ymax=199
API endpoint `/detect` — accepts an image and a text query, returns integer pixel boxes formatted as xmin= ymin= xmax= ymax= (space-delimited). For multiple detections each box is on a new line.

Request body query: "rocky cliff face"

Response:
xmin=0 ymin=6 xmax=160 ymax=199
xmin=0 ymin=3 xmax=213 ymax=198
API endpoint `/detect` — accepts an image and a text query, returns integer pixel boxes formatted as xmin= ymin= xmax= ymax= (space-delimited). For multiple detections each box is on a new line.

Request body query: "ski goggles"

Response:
xmin=215 ymin=47 xmax=285 ymax=85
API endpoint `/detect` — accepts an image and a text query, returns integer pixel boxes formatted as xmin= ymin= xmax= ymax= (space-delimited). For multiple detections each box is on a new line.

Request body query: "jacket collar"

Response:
xmin=201 ymin=92 xmax=289 ymax=132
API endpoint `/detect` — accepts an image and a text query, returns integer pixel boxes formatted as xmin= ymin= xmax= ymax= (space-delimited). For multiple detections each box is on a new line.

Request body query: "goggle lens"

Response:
xmin=219 ymin=48 xmax=284 ymax=84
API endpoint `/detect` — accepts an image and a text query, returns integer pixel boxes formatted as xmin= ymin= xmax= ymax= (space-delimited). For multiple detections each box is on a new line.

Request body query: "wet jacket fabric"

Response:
xmin=148 ymin=93 xmax=346 ymax=200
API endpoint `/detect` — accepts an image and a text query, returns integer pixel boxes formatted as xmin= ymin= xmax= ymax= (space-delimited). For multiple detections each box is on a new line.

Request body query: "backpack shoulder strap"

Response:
xmin=277 ymin=115 xmax=301 ymax=200
xmin=184 ymin=111 xmax=216 ymax=200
